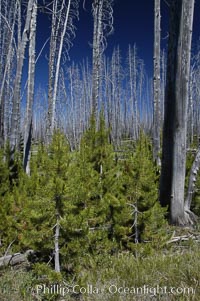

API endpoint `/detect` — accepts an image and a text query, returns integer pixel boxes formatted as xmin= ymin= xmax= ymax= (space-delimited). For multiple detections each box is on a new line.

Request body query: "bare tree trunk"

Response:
xmin=54 ymin=213 xmax=60 ymax=272
xmin=128 ymin=45 xmax=138 ymax=139
xmin=153 ymin=0 xmax=161 ymax=166
xmin=23 ymin=0 xmax=37 ymax=174
xmin=69 ymin=66 xmax=76 ymax=149
xmin=138 ymin=60 xmax=144 ymax=131
xmin=188 ymin=70 xmax=194 ymax=145
xmin=91 ymin=0 xmax=114 ymax=120
xmin=10 ymin=0 xmax=35 ymax=150
xmin=0 ymin=1 xmax=16 ymax=104
xmin=91 ymin=0 xmax=103 ymax=119
xmin=3 ymin=50 xmax=14 ymax=145
xmin=49 ymin=0 xmax=71 ymax=139
xmin=111 ymin=47 xmax=120 ymax=145
xmin=159 ymin=0 xmax=195 ymax=226
xmin=185 ymin=147 xmax=200 ymax=213
xmin=47 ymin=0 xmax=79 ymax=143
xmin=0 ymin=0 xmax=17 ymax=146
xmin=133 ymin=45 xmax=138 ymax=140
xmin=161 ymin=49 xmax=166 ymax=125
xmin=128 ymin=45 xmax=134 ymax=138
xmin=81 ymin=59 xmax=92 ymax=132
xmin=47 ymin=0 xmax=58 ymax=143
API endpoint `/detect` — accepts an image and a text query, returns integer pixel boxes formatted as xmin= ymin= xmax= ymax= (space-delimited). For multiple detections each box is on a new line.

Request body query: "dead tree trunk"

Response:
xmin=159 ymin=0 xmax=195 ymax=226
xmin=0 ymin=1 xmax=17 ymax=146
xmin=47 ymin=0 xmax=58 ymax=143
xmin=47 ymin=0 xmax=78 ymax=143
xmin=91 ymin=0 xmax=114 ymax=121
xmin=153 ymin=0 xmax=161 ymax=166
xmin=48 ymin=0 xmax=71 ymax=140
xmin=185 ymin=147 xmax=200 ymax=215
xmin=54 ymin=212 xmax=60 ymax=272
xmin=91 ymin=0 xmax=103 ymax=119
xmin=133 ymin=45 xmax=138 ymax=140
xmin=128 ymin=45 xmax=138 ymax=140
xmin=10 ymin=0 xmax=35 ymax=151
xmin=188 ymin=69 xmax=194 ymax=145
xmin=161 ymin=50 xmax=166 ymax=125
xmin=23 ymin=0 xmax=37 ymax=174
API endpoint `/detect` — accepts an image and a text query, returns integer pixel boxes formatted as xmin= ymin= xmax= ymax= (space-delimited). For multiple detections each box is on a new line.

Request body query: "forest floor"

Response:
xmin=0 ymin=236 xmax=200 ymax=301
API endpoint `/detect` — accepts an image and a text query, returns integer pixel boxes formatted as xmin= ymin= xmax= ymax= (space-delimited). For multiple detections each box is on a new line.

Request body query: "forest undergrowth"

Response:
xmin=0 ymin=117 xmax=200 ymax=300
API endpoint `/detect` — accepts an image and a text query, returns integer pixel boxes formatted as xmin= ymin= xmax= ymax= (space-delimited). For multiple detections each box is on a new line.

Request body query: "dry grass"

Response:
xmin=0 ymin=241 xmax=199 ymax=301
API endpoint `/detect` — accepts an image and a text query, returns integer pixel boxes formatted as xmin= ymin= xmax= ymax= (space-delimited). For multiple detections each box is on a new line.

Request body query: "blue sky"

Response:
xmin=33 ymin=0 xmax=200 ymax=90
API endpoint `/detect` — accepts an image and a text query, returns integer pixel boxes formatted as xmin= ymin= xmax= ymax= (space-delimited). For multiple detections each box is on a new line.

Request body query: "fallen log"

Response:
xmin=0 ymin=250 xmax=34 ymax=268
xmin=167 ymin=233 xmax=200 ymax=244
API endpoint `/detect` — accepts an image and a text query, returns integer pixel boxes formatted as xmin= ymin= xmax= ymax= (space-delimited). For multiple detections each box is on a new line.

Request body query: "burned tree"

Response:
xmin=0 ymin=0 xmax=18 ymax=146
xmin=159 ymin=0 xmax=195 ymax=225
xmin=91 ymin=0 xmax=114 ymax=119
xmin=23 ymin=0 xmax=37 ymax=174
xmin=47 ymin=0 xmax=79 ymax=143
xmin=10 ymin=0 xmax=36 ymax=151
xmin=153 ymin=0 xmax=161 ymax=166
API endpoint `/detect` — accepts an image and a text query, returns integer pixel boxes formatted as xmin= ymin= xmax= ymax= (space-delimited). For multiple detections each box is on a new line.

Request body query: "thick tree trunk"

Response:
xmin=159 ymin=0 xmax=195 ymax=226
xmin=153 ymin=0 xmax=161 ymax=166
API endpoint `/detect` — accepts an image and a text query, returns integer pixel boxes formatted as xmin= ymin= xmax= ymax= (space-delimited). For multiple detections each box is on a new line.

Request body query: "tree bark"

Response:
xmin=54 ymin=214 xmax=60 ymax=272
xmin=10 ymin=0 xmax=35 ymax=150
xmin=0 ymin=0 xmax=17 ymax=146
xmin=153 ymin=0 xmax=161 ymax=166
xmin=47 ymin=0 xmax=58 ymax=143
xmin=23 ymin=0 xmax=37 ymax=174
xmin=48 ymin=0 xmax=71 ymax=141
xmin=91 ymin=0 xmax=114 ymax=121
xmin=185 ymin=148 xmax=200 ymax=212
xmin=91 ymin=0 xmax=103 ymax=119
xmin=159 ymin=0 xmax=195 ymax=226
